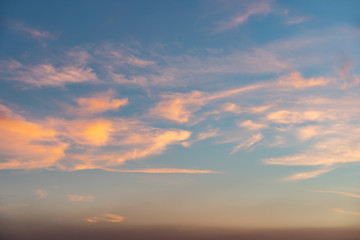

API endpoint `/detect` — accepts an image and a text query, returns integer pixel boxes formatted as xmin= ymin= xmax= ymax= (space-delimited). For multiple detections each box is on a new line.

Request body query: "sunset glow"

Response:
xmin=0 ymin=1 xmax=359 ymax=239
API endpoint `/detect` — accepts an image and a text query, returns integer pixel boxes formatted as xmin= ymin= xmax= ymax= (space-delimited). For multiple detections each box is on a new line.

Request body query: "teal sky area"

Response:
xmin=0 ymin=0 xmax=359 ymax=233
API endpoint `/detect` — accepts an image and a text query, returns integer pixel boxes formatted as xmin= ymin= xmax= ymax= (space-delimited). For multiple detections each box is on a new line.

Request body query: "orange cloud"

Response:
xmin=114 ymin=129 xmax=191 ymax=164
xmin=86 ymin=214 xmax=125 ymax=223
xmin=68 ymin=128 xmax=191 ymax=170
xmin=0 ymin=104 xmax=67 ymax=170
xmin=151 ymin=83 xmax=268 ymax=123
xmin=68 ymin=90 xmax=128 ymax=116
xmin=278 ymin=71 xmax=329 ymax=88
xmin=59 ymin=119 xmax=114 ymax=146
xmin=151 ymin=91 xmax=205 ymax=123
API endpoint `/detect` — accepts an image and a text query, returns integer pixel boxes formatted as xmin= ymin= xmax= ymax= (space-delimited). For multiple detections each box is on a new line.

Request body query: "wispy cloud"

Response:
xmin=332 ymin=208 xmax=360 ymax=216
xmin=151 ymin=82 xmax=269 ymax=124
xmin=315 ymin=190 xmax=360 ymax=199
xmin=67 ymin=90 xmax=128 ymax=116
xmin=278 ymin=71 xmax=330 ymax=88
xmin=282 ymin=168 xmax=334 ymax=181
xmin=267 ymin=110 xmax=330 ymax=124
xmin=215 ymin=1 xmax=272 ymax=32
xmin=238 ymin=120 xmax=267 ymax=131
xmin=86 ymin=214 xmax=125 ymax=223
xmin=6 ymin=20 xmax=55 ymax=45
xmin=101 ymin=168 xmax=219 ymax=174
xmin=35 ymin=189 xmax=48 ymax=199
xmin=67 ymin=194 xmax=94 ymax=202
xmin=2 ymin=61 xmax=97 ymax=87
xmin=231 ymin=133 xmax=263 ymax=154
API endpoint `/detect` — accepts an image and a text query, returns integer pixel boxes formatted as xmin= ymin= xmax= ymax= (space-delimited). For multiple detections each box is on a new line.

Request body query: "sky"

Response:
xmin=0 ymin=0 xmax=360 ymax=238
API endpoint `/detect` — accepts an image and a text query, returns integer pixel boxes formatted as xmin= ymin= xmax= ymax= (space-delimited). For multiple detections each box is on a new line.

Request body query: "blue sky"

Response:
xmin=0 ymin=0 xmax=359 ymax=233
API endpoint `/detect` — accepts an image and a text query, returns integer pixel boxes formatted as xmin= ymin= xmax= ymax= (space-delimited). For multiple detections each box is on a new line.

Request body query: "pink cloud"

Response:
xmin=5 ymin=63 xmax=97 ymax=87
xmin=215 ymin=1 xmax=272 ymax=32
xmin=278 ymin=71 xmax=329 ymax=88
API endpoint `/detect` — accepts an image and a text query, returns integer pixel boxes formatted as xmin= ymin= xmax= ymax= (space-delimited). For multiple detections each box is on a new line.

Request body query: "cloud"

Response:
xmin=125 ymin=55 xmax=156 ymax=67
xmin=239 ymin=120 xmax=267 ymax=131
xmin=231 ymin=133 xmax=263 ymax=154
xmin=35 ymin=189 xmax=48 ymax=199
xmin=86 ymin=214 xmax=125 ymax=223
xmin=0 ymin=104 xmax=67 ymax=170
xmin=67 ymin=128 xmax=192 ymax=170
xmin=265 ymin=134 xmax=360 ymax=167
xmin=101 ymin=168 xmax=219 ymax=174
xmin=267 ymin=110 xmax=330 ymax=124
xmin=67 ymin=194 xmax=94 ymax=202
xmin=296 ymin=125 xmax=321 ymax=140
xmin=222 ymin=103 xmax=242 ymax=114
xmin=6 ymin=20 xmax=55 ymax=45
xmin=341 ymin=75 xmax=360 ymax=89
xmin=0 ymin=103 xmax=192 ymax=171
xmin=282 ymin=168 xmax=334 ymax=181
xmin=68 ymin=90 xmax=128 ymax=116
xmin=315 ymin=190 xmax=360 ymax=199
xmin=215 ymin=1 xmax=272 ymax=32
xmin=151 ymin=82 xmax=268 ymax=123
xmin=332 ymin=208 xmax=360 ymax=216
xmin=150 ymin=91 xmax=206 ymax=123
xmin=197 ymin=128 xmax=219 ymax=141
xmin=60 ymin=119 xmax=114 ymax=146
xmin=278 ymin=72 xmax=329 ymax=88
xmin=4 ymin=62 xmax=97 ymax=87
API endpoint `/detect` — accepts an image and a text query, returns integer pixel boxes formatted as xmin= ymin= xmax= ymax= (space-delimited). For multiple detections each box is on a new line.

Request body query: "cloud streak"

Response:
xmin=86 ymin=214 xmax=125 ymax=223
xmin=332 ymin=208 xmax=360 ymax=216
xmin=101 ymin=168 xmax=219 ymax=174
xmin=67 ymin=90 xmax=128 ymax=116
xmin=3 ymin=61 xmax=97 ymax=87
xmin=283 ymin=168 xmax=334 ymax=181
xmin=315 ymin=190 xmax=360 ymax=199
xmin=67 ymin=194 xmax=94 ymax=202
xmin=215 ymin=1 xmax=272 ymax=32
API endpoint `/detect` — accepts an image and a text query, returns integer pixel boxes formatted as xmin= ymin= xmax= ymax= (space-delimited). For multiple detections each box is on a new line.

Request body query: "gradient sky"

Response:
xmin=0 ymin=0 xmax=359 ymax=233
